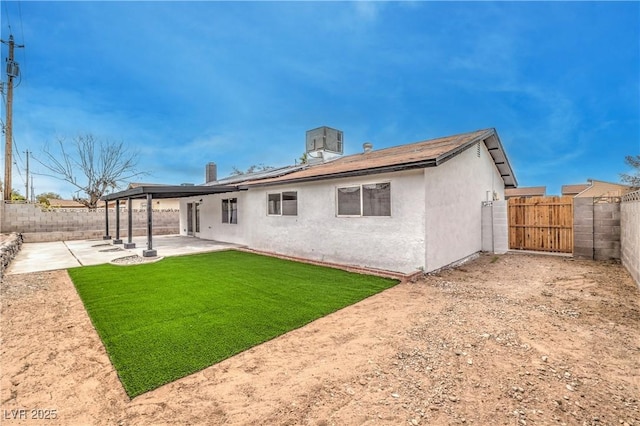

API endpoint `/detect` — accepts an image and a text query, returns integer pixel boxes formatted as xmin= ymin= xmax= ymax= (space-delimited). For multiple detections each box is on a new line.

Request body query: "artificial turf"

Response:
xmin=68 ymin=250 xmax=398 ymax=397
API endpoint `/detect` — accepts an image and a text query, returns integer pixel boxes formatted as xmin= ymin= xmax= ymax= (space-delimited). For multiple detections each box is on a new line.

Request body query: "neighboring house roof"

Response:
xmin=562 ymin=184 xmax=590 ymax=196
xmin=47 ymin=198 xmax=86 ymax=208
xmin=562 ymin=180 xmax=630 ymax=198
xmin=505 ymin=186 xmax=546 ymax=198
xmin=238 ymin=128 xmax=517 ymax=188
xmin=575 ymin=179 xmax=630 ymax=197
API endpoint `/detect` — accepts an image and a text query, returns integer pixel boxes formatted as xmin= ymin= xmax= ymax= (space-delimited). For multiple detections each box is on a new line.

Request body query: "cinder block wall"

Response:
xmin=481 ymin=201 xmax=508 ymax=254
xmin=593 ymin=202 xmax=621 ymax=260
xmin=0 ymin=203 xmax=179 ymax=242
xmin=573 ymin=198 xmax=594 ymax=259
xmin=492 ymin=200 xmax=509 ymax=253
xmin=573 ymin=197 xmax=621 ymax=261
xmin=621 ymin=190 xmax=640 ymax=288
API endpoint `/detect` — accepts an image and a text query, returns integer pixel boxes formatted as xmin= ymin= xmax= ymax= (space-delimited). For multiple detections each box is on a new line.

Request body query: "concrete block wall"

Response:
xmin=573 ymin=197 xmax=621 ymax=261
xmin=621 ymin=190 xmax=640 ymax=288
xmin=593 ymin=202 xmax=621 ymax=260
xmin=481 ymin=200 xmax=508 ymax=254
xmin=492 ymin=200 xmax=509 ymax=253
xmin=573 ymin=198 xmax=594 ymax=259
xmin=0 ymin=203 xmax=179 ymax=242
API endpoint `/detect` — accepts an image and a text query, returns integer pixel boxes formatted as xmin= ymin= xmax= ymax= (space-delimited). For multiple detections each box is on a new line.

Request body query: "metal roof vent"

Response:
xmin=363 ymin=142 xmax=373 ymax=153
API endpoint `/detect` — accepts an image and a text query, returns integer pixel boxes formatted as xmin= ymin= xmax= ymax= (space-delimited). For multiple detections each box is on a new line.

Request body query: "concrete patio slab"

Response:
xmin=5 ymin=241 xmax=81 ymax=275
xmin=5 ymin=235 xmax=243 ymax=275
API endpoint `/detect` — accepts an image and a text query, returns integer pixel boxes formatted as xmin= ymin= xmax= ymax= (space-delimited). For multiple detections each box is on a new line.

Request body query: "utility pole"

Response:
xmin=24 ymin=149 xmax=29 ymax=202
xmin=1 ymin=35 xmax=25 ymax=201
xmin=30 ymin=175 xmax=34 ymax=203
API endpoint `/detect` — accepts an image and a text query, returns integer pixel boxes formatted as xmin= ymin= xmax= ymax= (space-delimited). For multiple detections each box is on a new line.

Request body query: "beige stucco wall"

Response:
xmin=577 ymin=181 xmax=628 ymax=198
xmin=131 ymin=198 xmax=180 ymax=210
xmin=423 ymin=142 xmax=505 ymax=272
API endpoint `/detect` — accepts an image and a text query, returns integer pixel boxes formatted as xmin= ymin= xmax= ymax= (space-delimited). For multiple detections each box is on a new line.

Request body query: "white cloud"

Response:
xmin=353 ymin=1 xmax=383 ymax=23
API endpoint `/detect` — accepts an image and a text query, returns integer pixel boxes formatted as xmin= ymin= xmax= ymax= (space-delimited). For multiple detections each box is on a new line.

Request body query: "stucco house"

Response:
xmin=562 ymin=179 xmax=630 ymax=198
xmin=505 ymin=186 xmax=546 ymax=199
xmin=46 ymin=198 xmax=87 ymax=209
xmin=173 ymin=127 xmax=517 ymax=274
xmin=123 ymin=183 xmax=180 ymax=210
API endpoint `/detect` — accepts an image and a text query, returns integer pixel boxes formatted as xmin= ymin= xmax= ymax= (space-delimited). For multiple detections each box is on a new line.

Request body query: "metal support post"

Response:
xmin=142 ymin=193 xmax=157 ymax=257
xmin=113 ymin=199 xmax=122 ymax=244
xmin=124 ymin=197 xmax=136 ymax=249
xmin=103 ymin=199 xmax=111 ymax=240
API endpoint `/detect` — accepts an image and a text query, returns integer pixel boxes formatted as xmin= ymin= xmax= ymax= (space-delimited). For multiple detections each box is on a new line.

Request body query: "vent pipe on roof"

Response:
xmin=206 ymin=162 xmax=217 ymax=183
xmin=363 ymin=142 xmax=373 ymax=153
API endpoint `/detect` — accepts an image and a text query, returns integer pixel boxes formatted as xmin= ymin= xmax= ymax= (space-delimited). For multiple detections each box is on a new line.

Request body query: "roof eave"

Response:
xmin=433 ymin=128 xmax=518 ymax=189
xmin=100 ymin=184 xmax=243 ymax=201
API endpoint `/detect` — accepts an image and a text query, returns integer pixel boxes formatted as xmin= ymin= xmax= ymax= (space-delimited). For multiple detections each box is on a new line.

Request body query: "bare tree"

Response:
xmin=620 ymin=155 xmax=640 ymax=190
xmin=36 ymin=134 xmax=145 ymax=209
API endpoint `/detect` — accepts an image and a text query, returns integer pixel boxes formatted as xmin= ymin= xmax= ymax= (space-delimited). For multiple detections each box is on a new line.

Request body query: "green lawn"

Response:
xmin=68 ymin=250 xmax=398 ymax=397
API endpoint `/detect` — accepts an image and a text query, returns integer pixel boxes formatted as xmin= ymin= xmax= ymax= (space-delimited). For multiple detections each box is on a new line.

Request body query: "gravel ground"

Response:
xmin=1 ymin=252 xmax=638 ymax=425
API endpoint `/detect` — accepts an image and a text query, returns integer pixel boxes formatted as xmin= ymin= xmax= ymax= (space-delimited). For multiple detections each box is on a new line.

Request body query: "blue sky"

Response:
xmin=1 ymin=1 xmax=639 ymax=198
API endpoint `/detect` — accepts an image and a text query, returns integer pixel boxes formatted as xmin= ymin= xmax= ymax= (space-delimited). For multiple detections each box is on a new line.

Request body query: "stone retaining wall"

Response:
xmin=1 ymin=233 xmax=23 ymax=277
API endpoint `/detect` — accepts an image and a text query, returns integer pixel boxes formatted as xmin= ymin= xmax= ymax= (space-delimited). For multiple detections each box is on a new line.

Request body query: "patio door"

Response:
xmin=187 ymin=203 xmax=194 ymax=236
xmin=186 ymin=202 xmax=200 ymax=236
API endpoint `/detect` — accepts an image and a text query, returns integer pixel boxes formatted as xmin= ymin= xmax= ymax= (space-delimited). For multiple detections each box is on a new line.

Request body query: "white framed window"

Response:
xmin=222 ymin=198 xmax=237 ymax=224
xmin=267 ymin=191 xmax=297 ymax=216
xmin=337 ymin=183 xmax=390 ymax=217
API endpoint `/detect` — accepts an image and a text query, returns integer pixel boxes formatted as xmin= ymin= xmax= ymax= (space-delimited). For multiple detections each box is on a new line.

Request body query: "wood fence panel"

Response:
xmin=508 ymin=196 xmax=573 ymax=253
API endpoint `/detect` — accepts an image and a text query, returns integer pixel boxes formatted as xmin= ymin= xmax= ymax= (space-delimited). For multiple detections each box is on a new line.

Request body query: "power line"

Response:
xmin=2 ymin=0 xmax=13 ymax=34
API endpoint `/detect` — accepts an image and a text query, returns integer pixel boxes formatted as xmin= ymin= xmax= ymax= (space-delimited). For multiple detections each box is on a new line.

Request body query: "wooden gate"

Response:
xmin=508 ymin=196 xmax=573 ymax=253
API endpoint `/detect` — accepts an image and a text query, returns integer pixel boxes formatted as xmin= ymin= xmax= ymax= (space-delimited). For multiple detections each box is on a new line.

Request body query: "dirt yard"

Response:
xmin=1 ymin=252 xmax=639 ymax=425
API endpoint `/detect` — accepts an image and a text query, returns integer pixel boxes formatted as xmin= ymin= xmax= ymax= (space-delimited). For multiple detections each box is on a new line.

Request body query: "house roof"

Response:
xmin=238 ymin=128 xmax=517 ymax=188
xmin=505 ymin=186 xmax=546 ymax=198
xmin=561 ymin=184 xmax=590 ymax=195
xmin=47 ymin=198 xmax=86 ymax=208
xmin=102 ymin=128 xmax=517 ymax=201
xmin=127 ymin=182 xmax=169 ymax=189
xmin=205 ymin=165 xmax=306 ymax=186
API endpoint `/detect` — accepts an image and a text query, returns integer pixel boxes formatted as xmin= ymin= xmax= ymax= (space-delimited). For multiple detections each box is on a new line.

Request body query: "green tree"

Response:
xmin=620 ymin=155 xmax=640 ymax=190
xmin=36 ymin=192 xmax=62 ymax=206
xmin=10 ymin=189 xmax=26 ymax=201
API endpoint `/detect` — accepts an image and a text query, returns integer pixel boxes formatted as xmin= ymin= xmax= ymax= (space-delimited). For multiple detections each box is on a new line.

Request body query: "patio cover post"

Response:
xmin=142 ymin=193 xmax=157 ymax=257
xmin=103 ymin=199 xmax=111 ymax=240
xmin=113 ymin=199 xmax=123 ymax=244
xmin=124 ymin=197 xmax=136 ymax=249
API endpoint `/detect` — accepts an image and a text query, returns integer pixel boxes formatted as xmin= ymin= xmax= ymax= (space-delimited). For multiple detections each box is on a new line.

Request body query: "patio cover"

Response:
xmin=100 ymin=184 xmax=243 ymax=257
xmin=101 ymin=184 xmax=242 ymax=201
